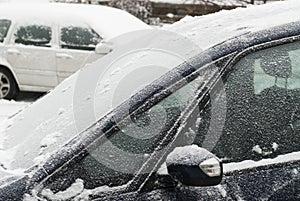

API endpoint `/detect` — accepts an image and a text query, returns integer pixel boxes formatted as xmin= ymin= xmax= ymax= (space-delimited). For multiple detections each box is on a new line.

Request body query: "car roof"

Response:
xmin=1 ymin=0 xmax=300 ymax=177
xmin=0 ymin=2 xmax=150 ymax=39
xmin=168 ymin=0 xmax=300 ymax=50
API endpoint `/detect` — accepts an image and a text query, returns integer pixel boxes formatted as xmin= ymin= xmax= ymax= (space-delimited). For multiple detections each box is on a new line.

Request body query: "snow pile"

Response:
xmin=23 ymin=179 xmax=127 ymax=200
xmin=41 ymin=179 xmax=84 ymax=201
xmin=252 ymin=145 xmax=263 ymax=155
xmin=252 ymin=142 xmax=280 ymax=156
xmin=166 ymin=145 xmax=212 ymax=166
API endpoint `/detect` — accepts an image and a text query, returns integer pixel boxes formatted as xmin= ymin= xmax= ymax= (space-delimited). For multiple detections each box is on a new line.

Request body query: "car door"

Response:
xmin=188 ymin=38 xmax=300 ymax=200
xmin=5 ymin=21 xmax=58 ymax=90
xmin=56 ymin=23 xmax=103 ymax=83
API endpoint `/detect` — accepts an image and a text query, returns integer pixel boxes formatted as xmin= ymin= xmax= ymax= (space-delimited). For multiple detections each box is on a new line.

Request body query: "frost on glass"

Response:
xmin=194 ymin=41 xmax=300 ymax=163
xmin=14 ymin=25 xmax=52 ymax=47
xmin=60 ymin=26 xmax=102 ymax=51
xmin=0 ymin=19 xmax=11 ymax=43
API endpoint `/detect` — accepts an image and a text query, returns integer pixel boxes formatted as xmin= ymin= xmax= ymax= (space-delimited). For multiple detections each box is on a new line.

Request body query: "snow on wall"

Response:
xmin=151 ymin=0 xmax=248 ymax=6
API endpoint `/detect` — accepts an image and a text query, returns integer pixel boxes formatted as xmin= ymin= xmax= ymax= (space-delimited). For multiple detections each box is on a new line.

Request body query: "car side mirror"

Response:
xmin=95 ymin=41 xmax=113 ymax=54
xmin=166 ymin=145 xmax=223 ymax=187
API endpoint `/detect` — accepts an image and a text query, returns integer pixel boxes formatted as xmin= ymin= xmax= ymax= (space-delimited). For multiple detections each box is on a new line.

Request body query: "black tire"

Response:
xmin=0 ymin=67 xmax=18 ymax=100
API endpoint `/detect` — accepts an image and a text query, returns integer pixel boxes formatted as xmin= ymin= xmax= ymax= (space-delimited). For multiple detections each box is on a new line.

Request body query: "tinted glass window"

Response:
xmin=15 ymin=25 xmax=52 ymax=47
xmin=60 ymin=26 xmax=102 ymax=51
xmin=194 ymin=41 xmax=300 ymax=163
xmin=0 ymin=19 xmax=11 ymax=43
xmin=41 ymin=76 xmax=203 ymax=198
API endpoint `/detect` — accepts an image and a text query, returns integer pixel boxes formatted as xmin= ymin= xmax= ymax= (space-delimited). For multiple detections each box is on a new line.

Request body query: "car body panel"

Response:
xmin=55 ymin=48 xmax=100 ymax=83
xmin=5 ymin=45 xmax=58 ymax=88
xmin=0 ymin=52 xmax=19 ymax=83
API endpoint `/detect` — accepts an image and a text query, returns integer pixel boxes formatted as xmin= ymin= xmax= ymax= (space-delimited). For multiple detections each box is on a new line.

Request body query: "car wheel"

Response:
xmin=0 ymin=68 xmax=18 ymax=100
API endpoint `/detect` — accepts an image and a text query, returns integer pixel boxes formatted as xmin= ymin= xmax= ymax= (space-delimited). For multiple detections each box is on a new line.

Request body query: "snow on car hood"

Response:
xmin=1 ymin=0 xmax=300 ymax=173
xmin=0 ymin=28 xmax=201 ymax=171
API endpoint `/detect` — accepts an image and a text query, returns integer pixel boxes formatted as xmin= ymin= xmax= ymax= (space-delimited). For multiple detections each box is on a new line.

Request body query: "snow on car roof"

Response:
xmin=1 ymin=0 xmax=300 ymax=175
xmin=0 ymin=2 xmax=150 ymax=39
xmin=168 ymin=0 xmax=300 ymax=50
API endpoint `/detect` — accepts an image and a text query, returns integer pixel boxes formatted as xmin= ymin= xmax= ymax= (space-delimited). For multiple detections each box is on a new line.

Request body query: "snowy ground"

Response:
xmin=0 ymin=100 xmax=28 ymax=123
xmin=0 ymin=100 xmax=29 ymax=149
xmin=0 ymin=98 xmax=33 ymax=124
xmin=0 ymin=93 xmax=42 ymax=139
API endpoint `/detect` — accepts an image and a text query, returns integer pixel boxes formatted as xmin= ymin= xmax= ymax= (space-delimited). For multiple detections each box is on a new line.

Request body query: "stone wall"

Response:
xmin=151 ymin=2 xmax=244 ymax=23
xmin=94 ymin=1 xmax=245 ymax=23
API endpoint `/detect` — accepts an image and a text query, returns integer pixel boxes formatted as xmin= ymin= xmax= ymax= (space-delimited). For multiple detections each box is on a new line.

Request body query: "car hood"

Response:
xmin=0 ymin=28 xmax=201 ymax=171
xmin=0 ymin=169 xmax=25 ymax=187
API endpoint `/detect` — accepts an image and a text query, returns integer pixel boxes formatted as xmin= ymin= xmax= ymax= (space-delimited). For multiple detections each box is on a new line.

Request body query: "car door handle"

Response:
xmin=7 ymin=48 xmax=20 ymax=55
xmin=56 ymin=53 xmax=73 ymax=59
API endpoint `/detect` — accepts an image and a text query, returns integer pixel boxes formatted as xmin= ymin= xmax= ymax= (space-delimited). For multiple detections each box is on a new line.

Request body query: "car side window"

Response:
xmin=60 ymin=26 xmax=102 ymax=51
xmin=194 ymin=41 xmax=300 ymax=163
xmin=0 ymin=19 xmax=11 ymax=43
xmin=39 ymin=76 xmax=203 ymax=198
xmin=14 ymin=24 xmax=52 ymax=47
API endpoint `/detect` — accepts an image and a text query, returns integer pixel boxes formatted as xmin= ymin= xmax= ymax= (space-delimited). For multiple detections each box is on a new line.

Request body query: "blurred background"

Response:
xmin=51 ymin=0 xmax=285 ymax=24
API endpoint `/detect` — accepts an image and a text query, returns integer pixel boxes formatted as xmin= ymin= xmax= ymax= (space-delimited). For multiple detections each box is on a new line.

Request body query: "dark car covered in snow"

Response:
xmin=0 ymin=1 xmax=300 ymax=200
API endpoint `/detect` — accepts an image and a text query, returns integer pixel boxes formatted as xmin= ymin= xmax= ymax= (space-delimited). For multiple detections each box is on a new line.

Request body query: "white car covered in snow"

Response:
xmin=0 ymin=2 xmax=150 ymax=99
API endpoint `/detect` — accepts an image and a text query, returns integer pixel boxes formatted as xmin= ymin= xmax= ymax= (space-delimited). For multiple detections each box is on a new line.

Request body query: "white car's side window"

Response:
xmin=14 ymin=24 xmax=52 ymax=47
xmin=60 ymin=25 xmax=102 ymax=51
xmin=0 ymin=19 xmax=11 ymax=43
